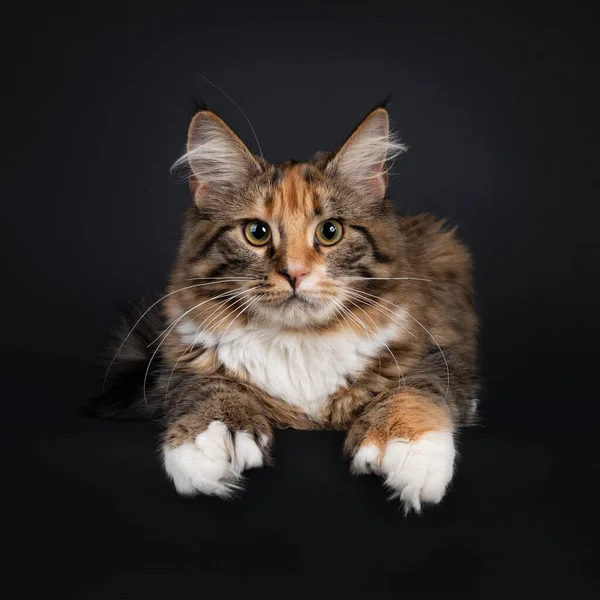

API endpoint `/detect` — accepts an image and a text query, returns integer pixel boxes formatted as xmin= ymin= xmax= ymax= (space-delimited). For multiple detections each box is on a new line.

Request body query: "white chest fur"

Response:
xmin=177 ymin=317 xmax=405 ymax=418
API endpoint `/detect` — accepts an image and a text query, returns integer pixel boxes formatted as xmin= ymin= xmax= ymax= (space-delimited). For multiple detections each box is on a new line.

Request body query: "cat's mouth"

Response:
xmin=280 ymin=292 xmax=323 ymax=308
xmin=253 ymin=289 xmax=339 ymax=328
xmin=282 ymin=294 xmax=306 ymax=305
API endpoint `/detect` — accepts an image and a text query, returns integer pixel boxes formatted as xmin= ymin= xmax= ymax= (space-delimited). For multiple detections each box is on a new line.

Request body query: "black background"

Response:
xmin=2 ymin=2 xmax=598 ymax=597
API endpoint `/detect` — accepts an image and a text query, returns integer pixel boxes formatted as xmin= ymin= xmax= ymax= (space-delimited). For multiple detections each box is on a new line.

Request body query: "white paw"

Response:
xmin=351 ymin=431 xmax=455 ymax=513
xmin=163 ymin=421 xmax=267 ymax=498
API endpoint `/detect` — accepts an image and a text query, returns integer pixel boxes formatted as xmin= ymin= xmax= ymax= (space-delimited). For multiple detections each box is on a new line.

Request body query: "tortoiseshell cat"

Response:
xmin=89 ymin=106 xmax=478 ymax=513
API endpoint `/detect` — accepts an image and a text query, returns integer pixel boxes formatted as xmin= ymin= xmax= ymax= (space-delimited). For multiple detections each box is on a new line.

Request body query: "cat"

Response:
xmin=87 ymin=104 xmax=478 ymax=513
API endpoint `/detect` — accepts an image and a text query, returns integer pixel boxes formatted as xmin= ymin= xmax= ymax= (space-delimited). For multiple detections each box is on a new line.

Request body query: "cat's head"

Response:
xmin=169 ymin=107 xmax=406 ymax=330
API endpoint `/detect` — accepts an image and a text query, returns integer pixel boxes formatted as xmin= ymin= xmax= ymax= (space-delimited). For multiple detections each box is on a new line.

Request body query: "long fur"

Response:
xmin=84 ymin=299 xmax=164 ymax=420
xmin=88 ymin=105 xmax=478 ymax=512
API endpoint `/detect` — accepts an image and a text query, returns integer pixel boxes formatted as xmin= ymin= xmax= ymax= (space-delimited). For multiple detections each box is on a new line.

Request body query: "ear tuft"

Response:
xmin=326 ymin=108 xmax=406 ymax=202
xmin=191 ymin=96 xmax=208 ymax=114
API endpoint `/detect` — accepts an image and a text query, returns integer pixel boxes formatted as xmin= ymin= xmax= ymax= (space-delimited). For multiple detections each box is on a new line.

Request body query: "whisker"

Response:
xmin=209 ymin=295 xmax=262 ymax=370
xmin=102 ymin=280 xmax=250 ymax=390
xmin=332 ymin=298 xmax=370 ymax=336
xmin=330 ymin=305 xmax=347 ymax=332
xmin=195 ymin=290 xmax=258 ymax=342
xmin=186 ymin=277 xmax=254 ymax=281
xmin=219 ymin=295 xmax=262 ymax=340
xmin=164 ymin=293 xmax=260 ymax=400
xmin=335 ymin=298 xmax=405 ymax=391
xmin=402 ymin=309 xmax=451 ymax=401
xmin=189 ymin=296 xmax=234 ymax=323
xmin=187 ymin=298 xmax=234 ymax=352
xmin=344 ymin=297 xmax=383 ymax=378
xmin=200 ymin=75 xmax=264 ymax=160
xmin=324 ymin=295 xmax=360 ymax=342
xmin=322 ymin=295 xmax=353 ymax=339
xmin=142 ymin=286 xmax=258 ymax=406
xmin=164 ymin=342 xmax=198 ymax=400
xmin=325 ymin=298 xmax=362 ymax=388
xmin=346 ymin=287 xmax=450 ymax=400
xmin=163 ymin=296 xmax=238 ymax=400
xmin=148 ymin=286 xmax=254 ymax=347
xmin=343 ymin=289 xmax=417 ymax=340
xmin=342 ymin=277 xmax=433 ymax=282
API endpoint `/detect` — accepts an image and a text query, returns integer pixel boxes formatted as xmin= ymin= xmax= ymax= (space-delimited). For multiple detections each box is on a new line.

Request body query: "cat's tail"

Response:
xmin=82 ymin=298 xmax=165 ymax=421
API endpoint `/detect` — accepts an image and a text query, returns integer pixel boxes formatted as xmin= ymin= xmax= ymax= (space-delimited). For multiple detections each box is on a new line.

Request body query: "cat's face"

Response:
xmin=170 ymin=108 xmax=406 ymax=330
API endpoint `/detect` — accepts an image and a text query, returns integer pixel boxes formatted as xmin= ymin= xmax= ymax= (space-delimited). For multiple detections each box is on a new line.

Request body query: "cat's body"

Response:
xmin=89 ymin=106 xmax=478 ymax=513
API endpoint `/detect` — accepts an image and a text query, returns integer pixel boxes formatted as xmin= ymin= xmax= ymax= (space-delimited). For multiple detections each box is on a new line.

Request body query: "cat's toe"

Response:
xmin=232 ymin=431 xmax=267 ymax=471
xmin=381 ymin=431 xmax=455 ymax=513
xmin=351 ymin=443 xmax=382 ymax=475
xmin=352 ymin=431 xmax=455 ymax=513
xmin=163 ymin=420 xmax=266 ymax=497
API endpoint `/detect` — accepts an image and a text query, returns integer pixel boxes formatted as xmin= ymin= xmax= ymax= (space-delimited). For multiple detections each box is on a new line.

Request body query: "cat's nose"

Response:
xmin=279 ymin=265 xmax=310 ymax=290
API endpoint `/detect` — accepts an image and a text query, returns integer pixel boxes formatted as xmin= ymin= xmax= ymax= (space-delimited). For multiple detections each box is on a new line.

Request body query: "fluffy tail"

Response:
xmin=83 ymin=299 xmax=165 ymax=420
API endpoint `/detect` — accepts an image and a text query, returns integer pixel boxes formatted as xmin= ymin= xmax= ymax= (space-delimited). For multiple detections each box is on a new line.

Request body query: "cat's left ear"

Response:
xmin=326 ymin=108 xmax=406 ymax=202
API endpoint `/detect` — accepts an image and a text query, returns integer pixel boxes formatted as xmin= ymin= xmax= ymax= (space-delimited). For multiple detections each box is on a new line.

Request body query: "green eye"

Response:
xmin=244 ymin=220 xmax=272 ymax=246
xmin=315 ymin=219 xmax=343 ymax=246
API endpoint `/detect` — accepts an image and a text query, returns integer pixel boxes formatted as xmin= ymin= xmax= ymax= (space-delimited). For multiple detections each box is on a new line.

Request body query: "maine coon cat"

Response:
xmin=88 ymin=105 xmax=478 ymax=513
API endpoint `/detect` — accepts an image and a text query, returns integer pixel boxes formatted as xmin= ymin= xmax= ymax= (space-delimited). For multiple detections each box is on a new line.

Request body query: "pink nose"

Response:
xmin=279 ymin=265 xmax=310 ymax=290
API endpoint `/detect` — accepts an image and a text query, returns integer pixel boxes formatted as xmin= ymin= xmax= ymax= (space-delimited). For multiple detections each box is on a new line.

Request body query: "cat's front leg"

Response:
xmin=161 ymin=378 xmax=272 ymax=498
xmin=345 ymin=391 xmax=455 ymax=513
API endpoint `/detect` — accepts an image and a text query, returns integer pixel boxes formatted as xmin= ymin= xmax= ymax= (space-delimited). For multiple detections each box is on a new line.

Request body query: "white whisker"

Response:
xmin=102 ymin=280 xmax=250 ymax=390
xmin=402 ymin=309 xmax=450 ymax=401
xmin=196 ymin=290 xmax=258 ymax=342
xmin=325 ymin=298 xmax=362 ymax=388
xmin=142 ymin=286 xmax=258 ymax=405
xmin=208 ymin=295 xmax=262 ymax=370
xmin=335 ymin=297 xmax=405 ymax=391
xmin=200 ymin=75 xmax=264 ymax=160
xmin=342 ymin=277 xmax=432 ymax=282
xmin=343 ymin=289 xmax=417 ymax=340
xmin=343 ymin=298 xmax=383 ymax=377
xmin=148 ymin=286 xmax=254 ymax=347
xmin=324 ymin=295 xmax=360 ymax=342
xmin=323 ymin=295 xmax=355 ymax=348
xmin=163 ymin=293 xmax=260 ymax=400
xmin=187 ymin=277 xmax=254 ymax=281
xmin=347 ymin=287 xmax=450 ymax=400
xmin=187 ymin=298 xmax=234 ymax=352
xmin=219 ymin=295 xmax=261 ymax=340
xmin=163 ymin=297 xmax=234 ymax=400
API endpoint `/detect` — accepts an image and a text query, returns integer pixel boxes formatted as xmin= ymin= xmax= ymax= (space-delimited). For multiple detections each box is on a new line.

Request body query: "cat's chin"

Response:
xmin=253 ymin=296 xmax=338 ymax=329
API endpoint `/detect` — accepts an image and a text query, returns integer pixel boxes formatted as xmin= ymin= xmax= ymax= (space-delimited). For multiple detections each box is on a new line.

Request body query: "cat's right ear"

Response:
xmin=178 ymin=111 xmax=261 ymax=206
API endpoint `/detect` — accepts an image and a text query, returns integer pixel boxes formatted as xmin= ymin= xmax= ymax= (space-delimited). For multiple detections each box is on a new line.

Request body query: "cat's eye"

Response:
xmin=315 ymin=219 xmax=343 ymax=246
xmin=244 ymin=220 xmax=272 ymax=246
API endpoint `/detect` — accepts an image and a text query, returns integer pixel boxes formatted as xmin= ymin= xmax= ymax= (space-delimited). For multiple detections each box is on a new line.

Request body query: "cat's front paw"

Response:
xmin=163 ymin=421 xmax=269 ymax=497
xmin=352 ymin=431 xmax=455 ymax=514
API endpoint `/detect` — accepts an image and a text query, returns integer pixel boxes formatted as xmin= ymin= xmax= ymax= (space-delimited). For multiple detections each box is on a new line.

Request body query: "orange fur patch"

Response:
xmin=268 ymin=163 xmax=317 ymax=218
xmin=364 ymin=392 xmax=453 ymax=447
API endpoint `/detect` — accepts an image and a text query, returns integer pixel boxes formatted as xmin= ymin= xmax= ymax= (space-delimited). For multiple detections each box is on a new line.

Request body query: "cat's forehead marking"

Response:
xmin=266 ymin=163 xmax=321 ymax=221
